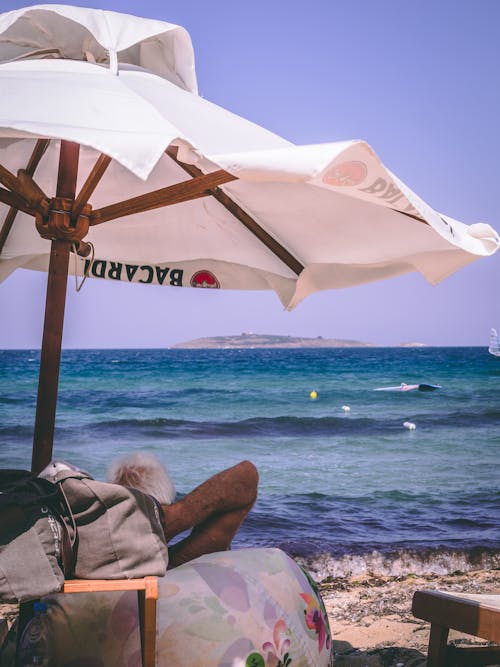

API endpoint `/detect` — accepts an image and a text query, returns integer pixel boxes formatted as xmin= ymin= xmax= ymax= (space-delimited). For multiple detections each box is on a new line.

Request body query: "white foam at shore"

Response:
xmin=297 ymin=548 xmax=500 ymax=582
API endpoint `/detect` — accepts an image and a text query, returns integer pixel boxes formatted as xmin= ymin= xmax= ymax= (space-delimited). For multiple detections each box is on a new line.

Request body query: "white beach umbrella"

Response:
xmin=0 ymin=5 xmax=498 ymax=472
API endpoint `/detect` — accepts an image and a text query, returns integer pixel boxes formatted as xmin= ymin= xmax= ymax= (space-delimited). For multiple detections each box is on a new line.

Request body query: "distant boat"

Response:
xmin=488 ymin=328 xmax=500 ymax=357
xmin=374 ymin=382 xmax=441 ymax=392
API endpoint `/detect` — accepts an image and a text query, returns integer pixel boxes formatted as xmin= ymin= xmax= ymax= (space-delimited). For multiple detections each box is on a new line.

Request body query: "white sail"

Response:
xmin=488 ymin=328 xmax=500 ymax=357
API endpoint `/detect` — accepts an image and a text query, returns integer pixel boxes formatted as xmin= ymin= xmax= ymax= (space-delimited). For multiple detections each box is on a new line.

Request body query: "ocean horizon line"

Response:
xmin=0 ymin=343 xmax=489 ymax=351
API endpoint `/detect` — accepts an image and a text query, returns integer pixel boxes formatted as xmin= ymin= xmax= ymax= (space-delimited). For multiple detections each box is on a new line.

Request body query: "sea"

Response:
xmin=1 ymin=346 xmax=499 ymax=581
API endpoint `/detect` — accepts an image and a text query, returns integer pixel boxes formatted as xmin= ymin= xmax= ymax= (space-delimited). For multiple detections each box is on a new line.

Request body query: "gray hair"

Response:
xmin=107 ymin=452 xmax=176 ymax=505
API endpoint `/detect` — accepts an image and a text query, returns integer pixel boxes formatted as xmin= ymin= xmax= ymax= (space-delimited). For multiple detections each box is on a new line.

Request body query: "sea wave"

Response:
xmin=38 ymin=406 xmax=499 ymax=439
xmin=235 ymin=491 xmax=500 ymax=564
xmin=295 ymin=547 xmax=500 ymax=581
xmin=4 ymin=387 xmax=500 ymax=440
xmin=409 ymin=408 xmax=500 ymax=428
xmin=83 ymin=415 xmax=376 ymax=438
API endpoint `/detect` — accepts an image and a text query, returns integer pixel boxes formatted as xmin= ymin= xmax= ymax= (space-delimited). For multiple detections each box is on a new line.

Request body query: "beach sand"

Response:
xmin=320 ymin=568 xmax=500 ymax=665
xmin=1 ymin=568 xmax=498 ymax=665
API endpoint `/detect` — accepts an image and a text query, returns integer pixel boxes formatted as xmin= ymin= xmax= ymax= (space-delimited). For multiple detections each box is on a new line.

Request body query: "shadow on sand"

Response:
xmin=332 ymin=639 xmax=426 ymax=666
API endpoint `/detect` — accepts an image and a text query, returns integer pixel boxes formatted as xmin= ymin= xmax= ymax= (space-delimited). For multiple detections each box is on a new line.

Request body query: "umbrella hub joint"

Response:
xmin=35 ymin=197 xmax=91 ymax=243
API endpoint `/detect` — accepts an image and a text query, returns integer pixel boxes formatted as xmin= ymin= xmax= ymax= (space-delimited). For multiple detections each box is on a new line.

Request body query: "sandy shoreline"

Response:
xmin=320 ymin=567 xmax=499 ymax=665
xmin=1 ymin=568 xmax=498 ymax=665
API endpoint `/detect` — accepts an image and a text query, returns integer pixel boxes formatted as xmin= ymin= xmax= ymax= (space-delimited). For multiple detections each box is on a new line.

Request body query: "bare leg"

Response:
xmin=161 ymin=460 xmax=258 ymax=568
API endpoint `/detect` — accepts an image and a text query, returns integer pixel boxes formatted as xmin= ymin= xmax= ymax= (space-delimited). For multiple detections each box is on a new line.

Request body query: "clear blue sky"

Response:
xmin=1 ymin=0 xmax=499 ymax=347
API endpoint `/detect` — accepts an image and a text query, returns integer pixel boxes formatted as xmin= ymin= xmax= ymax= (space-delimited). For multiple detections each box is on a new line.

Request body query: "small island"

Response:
xmin=171 ymin=333 xmax=376 ymax=349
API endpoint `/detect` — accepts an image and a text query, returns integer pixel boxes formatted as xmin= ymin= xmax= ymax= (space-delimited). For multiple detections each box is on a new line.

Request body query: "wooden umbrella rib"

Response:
xmin=393 ymin=208 xmax=429 ymax=225
xmin=0 ymin=163 xmax=23 ymax=194
xmin=0 ymin=164 xmax=47 ymax=210
xmin=0 ymin=140 xmax=50 ymax=254
xmin=165 ymin=146 xmax=304 ymax=276
xmin=0 ymin=139 xmax=50 ymax=255
xmin=0 ymin=187 xmax=36 ymax=216
xmin=73 ymin=153 xmax=112 ymax=218
xmin=26 ymin=138 xmax=50 ymax=175
xmin=90 ymin=169 xmax=237 ymax=225
xmin=209 ymin=181 xmax=304 ymax=276
xmin=0 ymin=208 xmax=19 ymax=252
xmin=0 ymin=148 xmax=49 ymax=211
xmin=17 ymin=171 xmax=48 ymax=204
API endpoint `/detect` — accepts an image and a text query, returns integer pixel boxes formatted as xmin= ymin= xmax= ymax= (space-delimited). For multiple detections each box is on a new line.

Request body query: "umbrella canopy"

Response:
xmin=0 ymin=5 xmax=498 ymax=472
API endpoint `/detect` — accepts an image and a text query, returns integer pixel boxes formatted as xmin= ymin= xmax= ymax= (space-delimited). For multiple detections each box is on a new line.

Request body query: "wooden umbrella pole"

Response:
xmin=32 ymin=239 xmax=72 ymax=473
xmin=32 ymin=141 xmax=80 ymax=474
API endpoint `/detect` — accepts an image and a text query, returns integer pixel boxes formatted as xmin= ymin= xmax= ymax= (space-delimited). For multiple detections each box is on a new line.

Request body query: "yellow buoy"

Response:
xmin=310 ymin=390 xmax=318 ymax=400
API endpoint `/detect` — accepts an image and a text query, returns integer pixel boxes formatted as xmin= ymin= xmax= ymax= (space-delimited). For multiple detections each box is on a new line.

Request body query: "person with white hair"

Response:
xmin=107 ymin=453 xmax=258 ymax=569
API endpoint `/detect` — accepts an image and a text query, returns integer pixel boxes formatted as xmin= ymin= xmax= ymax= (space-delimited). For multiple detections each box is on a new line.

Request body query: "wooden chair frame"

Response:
xmin=15 ymin=577 xmax=158 ymax=667
xmin=63 ymin=577 xmax=158 ymax=667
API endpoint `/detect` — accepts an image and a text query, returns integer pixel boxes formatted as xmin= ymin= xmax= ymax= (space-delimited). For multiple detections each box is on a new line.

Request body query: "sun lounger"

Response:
xmin=412 ymin=590 xmax=500 ymax=666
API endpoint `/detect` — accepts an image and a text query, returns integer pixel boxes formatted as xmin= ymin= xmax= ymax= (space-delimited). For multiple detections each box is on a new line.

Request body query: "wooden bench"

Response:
xmin=412 ymin=590 xmax=500 ymax=666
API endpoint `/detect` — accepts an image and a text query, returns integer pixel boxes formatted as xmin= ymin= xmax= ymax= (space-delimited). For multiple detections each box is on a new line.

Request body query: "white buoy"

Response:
xmin=403 ymin=421 xmax=416 ymax=430
xmin=342 ymin=405 xmax=351 ymax=412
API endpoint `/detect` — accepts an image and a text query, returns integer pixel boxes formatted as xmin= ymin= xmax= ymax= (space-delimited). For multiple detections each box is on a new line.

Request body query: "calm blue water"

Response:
xmin=1 ymin=347 xmax=499 ymax=578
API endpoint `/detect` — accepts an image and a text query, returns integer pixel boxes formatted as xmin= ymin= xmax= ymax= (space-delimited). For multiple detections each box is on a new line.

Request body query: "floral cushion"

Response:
xmin=44 ymin=547 xmax=333 ymax=667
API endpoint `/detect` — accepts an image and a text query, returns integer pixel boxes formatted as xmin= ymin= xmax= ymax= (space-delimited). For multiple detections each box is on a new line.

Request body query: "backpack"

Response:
xmin=0 ymin=470 xmax=75 ymax=603
xmin=40 ymin=465 xmax=169 ymax=580
xmin=0 ymin=465 xmax=169 ymax=604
